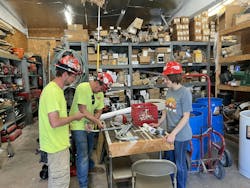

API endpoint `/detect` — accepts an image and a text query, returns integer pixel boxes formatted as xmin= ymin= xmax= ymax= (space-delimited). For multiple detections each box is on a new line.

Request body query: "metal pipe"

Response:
xmin=97 ymin=6 xmax=101 ymax=71
xmin=116 ymin=9 xmax=126 ymax=27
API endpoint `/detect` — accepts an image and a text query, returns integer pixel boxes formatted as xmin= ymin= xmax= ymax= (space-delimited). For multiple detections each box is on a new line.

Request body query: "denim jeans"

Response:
xmin=164 ymin=140 xmax=189 ymax=188
xmin=71 ymin=130 xmax=95 ymax=188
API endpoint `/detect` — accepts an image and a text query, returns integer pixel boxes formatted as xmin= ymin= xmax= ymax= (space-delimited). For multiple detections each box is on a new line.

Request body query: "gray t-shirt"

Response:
xmin=165 ymin=86 xmax=192 ymax=141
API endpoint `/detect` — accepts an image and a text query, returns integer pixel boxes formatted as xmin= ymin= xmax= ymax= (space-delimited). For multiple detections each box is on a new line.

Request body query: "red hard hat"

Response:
xmin=162 ymin=61 xmax=183 ymax=75
xmin=56 ymin=55 xmax=81 ymax=75
xmin=98 ymin=72 xmax=113 ymax=91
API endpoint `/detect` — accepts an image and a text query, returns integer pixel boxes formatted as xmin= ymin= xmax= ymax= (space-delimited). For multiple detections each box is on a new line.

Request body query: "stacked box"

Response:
xmin=210 ymin=21 xmax=216 ymax=42
xmin=190 ymin=11 xmax=210 ymax=41
xmin=171 ymin=17 xmax=190 ymax=41
xmin=147 ymin=88 xmax=160 ymax=99
xmin=155 ymin=47 xmax=171 ymax=63
xmin=64 ymin=24 xmax=89 ymax=42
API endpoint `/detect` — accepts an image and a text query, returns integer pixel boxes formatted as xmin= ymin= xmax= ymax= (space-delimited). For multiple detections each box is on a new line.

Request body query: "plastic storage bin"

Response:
xmin=131 ymin=103 xmax=158 ymax=126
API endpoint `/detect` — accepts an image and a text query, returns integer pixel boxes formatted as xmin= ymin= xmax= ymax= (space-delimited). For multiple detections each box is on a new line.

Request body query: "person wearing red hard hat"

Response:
xmin=152 ymin=61 xmax=192 ymax=188
xmin=55 ymin=54 xmax=82 ymax=75
xmin=69 ymin=72 xmax=113 ymax=188
xmin=97 ymin=72 xmax=114 ymax=92
xmin=162 ymin=61 xmax=183 ymax=75
xmin=39 ymin=51 xmax=84 ymax=188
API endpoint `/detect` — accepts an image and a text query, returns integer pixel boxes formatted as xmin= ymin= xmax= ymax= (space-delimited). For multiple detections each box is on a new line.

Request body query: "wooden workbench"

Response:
xmin=103 ymin=120 xmax=174 ymax=188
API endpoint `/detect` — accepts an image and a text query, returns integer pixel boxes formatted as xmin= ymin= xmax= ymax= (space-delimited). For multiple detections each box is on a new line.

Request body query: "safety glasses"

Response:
xmin=91 ymin=94 xmax=95 ymax=105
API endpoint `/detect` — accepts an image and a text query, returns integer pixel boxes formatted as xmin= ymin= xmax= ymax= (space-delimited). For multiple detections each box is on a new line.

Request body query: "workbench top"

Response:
xmin=103 ymin=121 xmax=174 ymax=158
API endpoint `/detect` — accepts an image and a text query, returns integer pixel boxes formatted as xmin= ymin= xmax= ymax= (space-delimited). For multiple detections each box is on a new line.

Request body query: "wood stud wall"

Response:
xmin=5 ymin=28 xmax=28 ymax=51
xmin=5 ymin=28 xmax=65 ymax=83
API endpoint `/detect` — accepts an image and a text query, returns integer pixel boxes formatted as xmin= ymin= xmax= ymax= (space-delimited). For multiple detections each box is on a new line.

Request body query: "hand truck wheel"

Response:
xmin=40 ymin=164 xmax=48 ymax=180
xmin=220 ymin=149 xmax=233 ymax=167
xmin=214 ymin=162 xmax=225 ymax=179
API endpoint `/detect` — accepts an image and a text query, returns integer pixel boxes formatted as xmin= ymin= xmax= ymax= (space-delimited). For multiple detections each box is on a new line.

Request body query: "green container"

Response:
xmin=233 ymin=71 xmax=250 ymax=86
xmin=233 ymin=71 xmax=244 ymax=79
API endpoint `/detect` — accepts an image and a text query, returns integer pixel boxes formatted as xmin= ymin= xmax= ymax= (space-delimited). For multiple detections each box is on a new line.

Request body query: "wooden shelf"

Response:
xmin=219 ymin=54 xmax=250 ymax=64
xmin=0 ymin=50 xmax=21 ymax=61
xmin=218 ymin=84 xmax=250 ymax=92
xmin=220 ymin=21 xmax=250 ymax=36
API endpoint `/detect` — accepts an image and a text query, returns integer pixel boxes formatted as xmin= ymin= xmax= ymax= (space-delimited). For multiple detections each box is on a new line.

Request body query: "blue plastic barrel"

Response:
xmin=188 ymin=138 xmax=208 ymax=171
xmin=189 ymin=111 xmax=204 ymax=135
xmin=211 ymin=114 xmax=224 ymax=142
xmin=189 ymin=139 xmax=200 ymax=171
xmin=189 ymin=108 xmax=208 ymax=167
xmin=195 ymin=97 xmax=223 ymax=115
xmin=192 ymin=103 xmax=208 ymax=127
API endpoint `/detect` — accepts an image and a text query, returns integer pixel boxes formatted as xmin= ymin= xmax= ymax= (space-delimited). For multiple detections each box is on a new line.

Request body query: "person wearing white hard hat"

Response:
xmin=39 ymin=52 xmax=84 ymax=188
xmin=69 ymin=72 xmax=113 ymax=188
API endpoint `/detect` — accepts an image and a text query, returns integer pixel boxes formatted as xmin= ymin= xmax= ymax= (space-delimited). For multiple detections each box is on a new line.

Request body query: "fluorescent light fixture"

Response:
xmin=64 ymin=5 xmax=73 ymax=25
xmin=208 ymin=0 xmax=235 ymax=17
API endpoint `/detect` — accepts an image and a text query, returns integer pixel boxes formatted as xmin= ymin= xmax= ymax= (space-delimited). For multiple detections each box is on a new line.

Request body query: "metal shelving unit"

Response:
xmin=67 ymin=41 xmax=214 ymax=98
xmin=22 ymin=55 xmax=44 ymax=124
xmin=0 ymin=54 xmax=26 ymax=145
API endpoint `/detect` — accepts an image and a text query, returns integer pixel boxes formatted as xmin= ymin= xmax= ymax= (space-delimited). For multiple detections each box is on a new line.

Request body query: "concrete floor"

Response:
xmin=0 ymin=122 xmax=250 ymax=188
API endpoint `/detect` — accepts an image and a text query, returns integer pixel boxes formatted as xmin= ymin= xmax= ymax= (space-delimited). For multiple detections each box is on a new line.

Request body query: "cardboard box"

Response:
xmin=64 ymin=29 xmax=89 ymax=42
xmin=235 ymin=13 xmax=250 ymax=25
xmin=88 ymin=53 xmax=101 ymax=62
xmin=193 ymin=49 xmax=203 ymax=63
xmin=88 ymin=47 xmax=95 ymax=54
xmin=190 ymin=34 xmax=202 ymax=41
xmin=100 ymin=30 xmax=108 ymax=36
xmin=148 ymin=88 xmax=160 ymax=99
xmin=181 ymin=17 xmax=190 ymax=24
xmin=219 ymin=5 xmax=245 ymax=30
xmin=155 ymin=47 xmax=171 ymax=54
xmin=151 ymin=25 xmax=158 ymax=33
xmin=132 ymin=18 xmax=143 ymax=29
xmin=139 ymin=56 xmax=151 ymax=64
xmin=117 ymin=57 xmax=128 ymax=65
xmin=172 ymin=17 xmax=181 ymax=24
xmin=102 ymin=59 xmax=109 ymax=65
xmin=67 ymin=24 xmax=83 ymax=30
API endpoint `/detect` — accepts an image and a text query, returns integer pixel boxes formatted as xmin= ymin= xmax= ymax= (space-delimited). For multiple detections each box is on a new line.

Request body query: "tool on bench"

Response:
xmin=116 ymin=124 xmax=133 ymax=137
xmin=90 ymin=126 xmax=123 ymax=133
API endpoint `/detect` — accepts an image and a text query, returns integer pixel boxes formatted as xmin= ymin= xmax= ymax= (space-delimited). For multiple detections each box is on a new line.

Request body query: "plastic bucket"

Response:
xmin=12 ymin=48 xmax=24 ymax=59
xmin=239 ymin=110 xmax=250 ymax=178
xmin=189 ymin=111 xmax=205 ymax=135
xmin=192 ymin=103 xmax=208 ymax=127
xmin=195 ymin=97 xmax=223 ymax=115
xmin=211 ymin=114 xmax=224 ymax=143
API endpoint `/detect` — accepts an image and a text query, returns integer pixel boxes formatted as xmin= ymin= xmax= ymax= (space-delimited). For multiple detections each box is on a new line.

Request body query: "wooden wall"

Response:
xmin=28 ymin=28 xmax=64 ymax=38
xmin=5 ymin=27 xmax=65 ymax=83
xmin=27 ymin=28 xmax=64 ymax=65
xmin=27 ymin=28 xmax=65 ymax=82
xmin=5 ymin=28 xmax=28 ymax=51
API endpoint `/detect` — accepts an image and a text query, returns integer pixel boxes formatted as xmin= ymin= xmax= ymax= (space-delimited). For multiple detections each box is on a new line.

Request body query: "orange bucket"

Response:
xmin=12 ymin=48 xmax=24 ymax=59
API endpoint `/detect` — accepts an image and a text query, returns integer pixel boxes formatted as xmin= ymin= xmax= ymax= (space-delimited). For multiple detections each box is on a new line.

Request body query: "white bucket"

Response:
xmin=239 ymin=110 xmax=250 ymax=178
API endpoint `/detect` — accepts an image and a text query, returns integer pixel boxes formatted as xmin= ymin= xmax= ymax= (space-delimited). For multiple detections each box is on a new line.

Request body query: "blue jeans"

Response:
xmin=71 ymin=131 xmax=95 ymax=188
xmin=164 ymin=140 xmax=189 ymax=188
